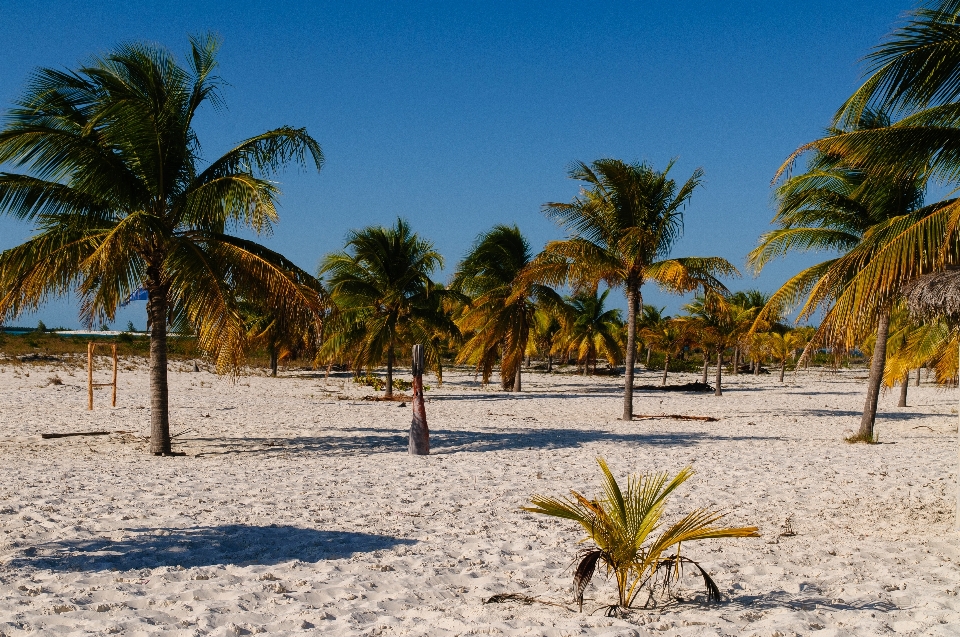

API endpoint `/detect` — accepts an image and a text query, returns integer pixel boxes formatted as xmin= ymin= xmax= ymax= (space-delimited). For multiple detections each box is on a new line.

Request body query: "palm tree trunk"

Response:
xmin=622 ymin=287 xmax=639 ymax=420
xmin=858 ymin=309 xmax=890 ymax=440
xmin=779 ymin=358 xmax=786 ymax=383
xmin=514 ymin=363 xmax=522 ymax=391
xmin=916 ymin=367 xmax=922 ymax=386
xmin=898 ymin=370 xmax=909 ymax=407
xmin=701 ymin=355 xmax=708 ymax=384
xmin=714 ymin=348 xmax=722 ymax=396
xmin=662 ymin=354 xmax=669 ymax=386
xmin=646 ymin=346 xmax=651 ymax=368
xmin=547 ymin=354 xmax=552 ymax=372
xmin=269 ymin=345 xmax=278 ymax=377
xmin=385 ymin=340 xmax=394 ymax=398
xmin=732 ymin=346 xmax=739 ymax=375
xmin=146 ymin=275 xmax=171 ymax=456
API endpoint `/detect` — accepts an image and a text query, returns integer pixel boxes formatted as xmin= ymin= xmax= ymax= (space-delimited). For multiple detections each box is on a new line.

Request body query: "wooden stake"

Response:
xmin=111 ymin=344 xmax=118 ymax=407
xmin=87 ymin=341 xmax=94 ymax=411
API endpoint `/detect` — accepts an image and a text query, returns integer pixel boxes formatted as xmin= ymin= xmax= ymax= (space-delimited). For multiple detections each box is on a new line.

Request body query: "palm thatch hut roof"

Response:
xmin=904 ymin=268 xmax=960 ymax=322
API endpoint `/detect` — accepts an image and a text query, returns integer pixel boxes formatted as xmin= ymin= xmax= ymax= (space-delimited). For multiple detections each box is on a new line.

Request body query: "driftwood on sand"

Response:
xmin=41 ymin=431 xmax=112 ymax=439
xmin=632 ymin=414 xmax=719 ymax=422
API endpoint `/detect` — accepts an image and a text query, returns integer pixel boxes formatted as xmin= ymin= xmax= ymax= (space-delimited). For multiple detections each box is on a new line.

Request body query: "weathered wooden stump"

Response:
xmin=409 ymin=344 xmax=430 ymax=455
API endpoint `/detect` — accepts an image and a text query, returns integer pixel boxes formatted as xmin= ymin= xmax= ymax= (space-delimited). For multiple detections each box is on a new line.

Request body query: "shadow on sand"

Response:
xmin=725 ymin=589 xmax=899 ymax=613
xmin=189 ymin=427 xmax=784 ymax=457
xmin=10 ymin=524 xmax=415 ymax=571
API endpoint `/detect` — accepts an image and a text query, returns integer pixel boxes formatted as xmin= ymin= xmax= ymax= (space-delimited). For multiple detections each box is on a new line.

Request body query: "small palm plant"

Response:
xmin=523 ymin=458 xmax=758 ymax=612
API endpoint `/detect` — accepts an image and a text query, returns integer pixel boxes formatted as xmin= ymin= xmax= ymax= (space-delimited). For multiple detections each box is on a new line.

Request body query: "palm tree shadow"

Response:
xmin=190 ymin=427 xmax=783 ymax=457
xmin=724 ymin=589 xmax=899 ymax=613
xmin=10 ymin=524 xmax=415 ymax=572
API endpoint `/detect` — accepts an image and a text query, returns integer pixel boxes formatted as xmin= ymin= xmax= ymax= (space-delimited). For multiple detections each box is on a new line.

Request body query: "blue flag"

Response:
xmin=120 ymin=287 xmax=149 ymax=307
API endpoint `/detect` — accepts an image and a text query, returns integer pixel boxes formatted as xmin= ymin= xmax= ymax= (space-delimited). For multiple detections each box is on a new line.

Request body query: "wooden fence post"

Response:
xmin=87 ymin=341 xmax=119 ymax=410
xmin=111 ymin=344 xmax=118 ymax=407
xmin=87 ymin=341 xmax=94 ymax=411
xmin=409 ymin=344 xmax=429 ymax=455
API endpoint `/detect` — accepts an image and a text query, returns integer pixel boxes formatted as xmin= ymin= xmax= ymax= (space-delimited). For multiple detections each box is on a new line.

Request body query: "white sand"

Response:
xmin=0 ymin=360 xmax=958 ymax=636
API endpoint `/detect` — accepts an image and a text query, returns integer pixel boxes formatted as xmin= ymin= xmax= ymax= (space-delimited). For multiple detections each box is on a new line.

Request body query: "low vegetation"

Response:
xmin=523 ymin=458 xmax=759 ymax=613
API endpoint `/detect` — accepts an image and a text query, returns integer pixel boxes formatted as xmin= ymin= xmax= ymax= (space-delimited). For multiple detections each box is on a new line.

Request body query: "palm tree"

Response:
xmin=553 ymin=288 xmax=624 ymax=375
xmin=0 ymin=36 xmax=324 ymax=455
xmin=639 ymin=319 xmax=690 ymax=386
xmin=638 ymin=304 xmax=667 ymax=368
xmin=319 ymin=218 xmax=452 ymax=398
xmin=751 ymin=111 xmax=940 ymax=440
xmin=452 ymin=225 xmax=560 ymax=391
xmin=729 ymin=290 xmax=776 ymax=373
xmin=767 ymin=2 xmax=960 ymax=438
xmin=684 ymin=292 xmax=756 ymax=396
xmin=532 ymin=159 xmax=737 ymax=419
xmin=242 ymin=286 xmax=325 ymax=377
xmin=766 ymin=331 xmax=804 ymax=382
xmin=531 ymin=306 xmax=562 ymax=372
xmin=745 ymin=332 xmax=770 ymax=376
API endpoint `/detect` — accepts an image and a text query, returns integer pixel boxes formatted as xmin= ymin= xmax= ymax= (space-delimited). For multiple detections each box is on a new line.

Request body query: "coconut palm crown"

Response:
xmin=319 ymin=218 xmax=454 ymax=397
xmin=532 ymin=159 xmax=737 ymax=419
xmin=553 ymin=288 xmax=624 ymax=375
xmin=452 ymin=224 xmax=561 ymax=391
xmin=0 ymin=36 xmax=324 ymax=455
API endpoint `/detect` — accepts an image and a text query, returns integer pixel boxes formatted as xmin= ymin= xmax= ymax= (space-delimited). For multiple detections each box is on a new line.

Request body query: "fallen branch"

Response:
xmin=633 ymin=414 xmax=719 ymax=422
xmin=484 ymin=593 xmax=573 ymax=611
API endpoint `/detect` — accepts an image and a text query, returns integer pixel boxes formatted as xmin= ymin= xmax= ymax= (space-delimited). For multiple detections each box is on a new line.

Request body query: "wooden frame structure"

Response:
xmin=87 ymin=342 xmax=118 ymax=410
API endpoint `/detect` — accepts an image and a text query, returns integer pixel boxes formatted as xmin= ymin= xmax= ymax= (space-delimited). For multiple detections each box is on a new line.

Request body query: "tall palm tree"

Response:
xmin=553 ymin=288 xmax=624 ymax=375
xmin=319 ymin=218 xmax=452 ymax=398
xmin=532 ymin=159 xmax=737 ymax=419
xmin=0 ymin=36 xmax=324 ymax=455
xmin=452 ymin=225 xmax=560 ymax=391
xmin=750 ymin=111 xmax=941 ymax=439
xmin=772 ymin=2 xmax=960 ymax=438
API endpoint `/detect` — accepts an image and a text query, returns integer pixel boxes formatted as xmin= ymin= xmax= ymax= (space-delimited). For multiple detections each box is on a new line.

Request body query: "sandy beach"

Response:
xmin=0 ymin=361 xmax=958 ymax=636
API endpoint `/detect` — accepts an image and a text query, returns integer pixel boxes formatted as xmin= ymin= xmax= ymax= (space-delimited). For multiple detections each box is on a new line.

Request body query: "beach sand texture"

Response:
xmin=0 ymin=362 xmax=958 ymax=636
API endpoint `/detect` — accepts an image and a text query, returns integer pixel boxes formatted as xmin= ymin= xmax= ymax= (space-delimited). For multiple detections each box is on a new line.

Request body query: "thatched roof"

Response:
xmin=904 ymin=269 xmax=960 ymax=322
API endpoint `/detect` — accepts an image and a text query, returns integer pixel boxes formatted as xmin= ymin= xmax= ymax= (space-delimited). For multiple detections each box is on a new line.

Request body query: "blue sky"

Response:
xmin=0 ymin=1 xmax=914 ymax=329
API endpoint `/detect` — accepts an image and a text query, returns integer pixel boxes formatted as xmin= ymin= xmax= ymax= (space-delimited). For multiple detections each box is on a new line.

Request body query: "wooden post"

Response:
xmin=87 ymin=341 xmax=119 ymax=410
xmin=409 ymin=344 xmax=429 ymax=455
xmin=87 ymin=341 xmax=94 ymax=411
xmin=111 ymin=344 xmax=118 ymax=407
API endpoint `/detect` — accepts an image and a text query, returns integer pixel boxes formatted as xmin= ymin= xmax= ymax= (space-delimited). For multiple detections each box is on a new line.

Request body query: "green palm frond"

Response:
xmin=0 ymin=36 xmax=325 ymax=454
xmin=523 ymin=458 xmax=758 ymax=610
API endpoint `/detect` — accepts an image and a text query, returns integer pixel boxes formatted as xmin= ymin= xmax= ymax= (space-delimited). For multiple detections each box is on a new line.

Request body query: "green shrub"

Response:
xmin=351 ymin=375 xmax=426 ymax=392
xmin=644 ymin=352 xmax=700 ymax=373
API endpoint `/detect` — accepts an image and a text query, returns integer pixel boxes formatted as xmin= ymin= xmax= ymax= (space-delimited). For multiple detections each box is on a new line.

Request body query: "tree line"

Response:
xmin=5 ymin=2 xmax=960 ymax=454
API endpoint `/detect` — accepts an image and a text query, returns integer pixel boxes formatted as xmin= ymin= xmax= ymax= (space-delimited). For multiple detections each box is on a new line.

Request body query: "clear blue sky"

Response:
xmin=0 ymin=1 xmax=913 ymax=329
